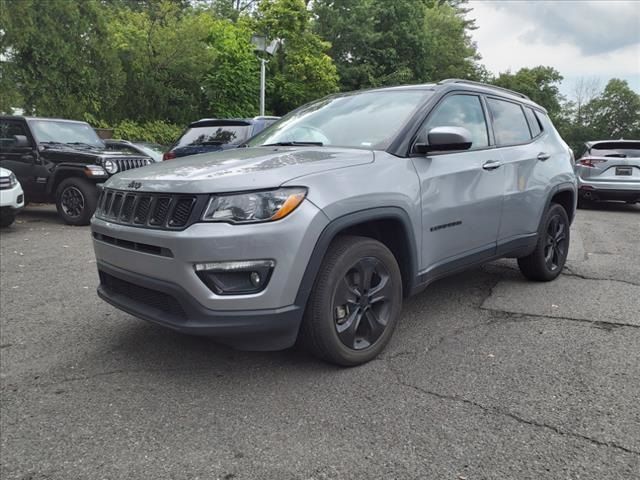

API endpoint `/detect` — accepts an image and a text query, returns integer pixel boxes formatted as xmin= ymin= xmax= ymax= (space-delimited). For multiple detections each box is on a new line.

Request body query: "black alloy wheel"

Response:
xmin=332 ymin=257 xmax=393 ymax=350
xmin=55 ymin=177 xmax=99 ymax=226
xmin=60 ymin=185 xmax=85 ymax=218
xmin=518 ymin=202 xmax=570 ymax=281
xmin=299 ymin=235 xmax=403 ymax=366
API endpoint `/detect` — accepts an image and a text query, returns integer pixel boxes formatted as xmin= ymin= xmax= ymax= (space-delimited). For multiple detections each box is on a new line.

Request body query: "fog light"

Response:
xmin=250 ymin=271 xmax=262 ymax=288
xmin=194 ymin=260 xmax=275 ymax=295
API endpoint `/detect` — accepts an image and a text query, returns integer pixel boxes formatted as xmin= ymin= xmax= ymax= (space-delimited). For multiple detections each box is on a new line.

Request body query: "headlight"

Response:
xmin=8 ymin=173 xmax=18 ymax=187
xmin=103 ymin=159 xmax=118 ymax=174
xmin=202 ymin=187 xmax=307 ymax=223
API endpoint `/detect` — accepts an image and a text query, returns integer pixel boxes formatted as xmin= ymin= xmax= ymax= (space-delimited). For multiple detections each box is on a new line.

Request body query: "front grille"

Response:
xmin=100 ymin=271 xmax=186 ymax=320
xmin=113 ymin=157 xmax=149 ymax=172
xmin=96 ymin=188 xmax=199 ymax=230
xmin=0 ymin=177 xmax=11 ymax=190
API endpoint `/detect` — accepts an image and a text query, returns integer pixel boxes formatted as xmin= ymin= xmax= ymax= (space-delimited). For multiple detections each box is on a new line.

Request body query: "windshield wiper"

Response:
xmin=66 ymin=142 xmax=100 ymax=149
xmin=261 ymin=141 xmax=324 ymax=147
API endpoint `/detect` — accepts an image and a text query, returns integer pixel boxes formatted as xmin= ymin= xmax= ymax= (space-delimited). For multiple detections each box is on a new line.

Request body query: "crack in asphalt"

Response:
xmin=386 ymin=360 xmax=640 ymax=457
xmin=561 ymin=266 xmax=640 ymax=287
xmin=480 ymin=308 xmax=640 ymax=330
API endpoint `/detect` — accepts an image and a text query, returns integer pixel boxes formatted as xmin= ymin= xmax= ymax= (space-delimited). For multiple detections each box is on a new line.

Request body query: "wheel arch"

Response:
xmin=294 ymin=207 xmax=419 ymax=309
xmin=48 ymin=166 xmax=96 ymax=196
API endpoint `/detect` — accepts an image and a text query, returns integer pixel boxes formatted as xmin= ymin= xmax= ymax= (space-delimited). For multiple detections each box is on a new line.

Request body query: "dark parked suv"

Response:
xmin=0 ymin=116 xmax=152 ymax=225
xmin=163 ymin=116 xmax=279 ymax=160
xmin=92 ymin=80 xmax=577 ymax=365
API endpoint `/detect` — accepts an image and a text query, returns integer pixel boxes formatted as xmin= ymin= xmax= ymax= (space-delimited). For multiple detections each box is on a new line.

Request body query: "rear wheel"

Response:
xmin=577 ymin=196 xmax=593 ymax=209
xmin=518 ymin=203 xmax=570 ymax=281
xmin=55 ymin=177 xmax=98 ymax=226
xmin=298 ymin=236 xmax=403 ymax=366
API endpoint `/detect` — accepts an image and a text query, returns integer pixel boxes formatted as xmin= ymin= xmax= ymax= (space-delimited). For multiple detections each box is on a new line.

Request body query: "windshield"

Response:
xmin=28 ymin=120 xmax=104 ymax=148
xmin=248 ymin=89 xmax=433 ymax=150
xmin=590 ymin=142 xmax=640 ymax=158
xmin=176 ymin=125 xmax=252 ymax=147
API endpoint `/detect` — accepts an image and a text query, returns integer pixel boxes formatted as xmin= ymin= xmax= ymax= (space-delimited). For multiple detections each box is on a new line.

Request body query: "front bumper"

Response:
xmin=91 ymin=200 xmax=329 ymax=349
xmin=0 ymin=183 xmax=25 ymax=210
xmin=97 ymin=261 xmax=302 ymax=350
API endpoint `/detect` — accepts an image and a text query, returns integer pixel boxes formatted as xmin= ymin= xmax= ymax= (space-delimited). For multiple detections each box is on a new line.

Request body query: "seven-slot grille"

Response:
xmin=112 ymin=157 xmax=150 ymax=172
xmin=0 ymin=176 xmax=12 ymax=190
xmin=96 ymin=189 xmax=197 ymax=229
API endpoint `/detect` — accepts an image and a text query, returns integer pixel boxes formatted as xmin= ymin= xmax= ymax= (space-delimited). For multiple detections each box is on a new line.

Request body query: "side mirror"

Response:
xmin=414 ymin=126 xmax=473 ymax=154
xmin=13 ymin=135 xmax=31 ymax=149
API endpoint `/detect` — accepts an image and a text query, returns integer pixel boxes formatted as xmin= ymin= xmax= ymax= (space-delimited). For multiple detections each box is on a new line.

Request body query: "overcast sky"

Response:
xmin=467 ymin=0 xmax=640 ymax=98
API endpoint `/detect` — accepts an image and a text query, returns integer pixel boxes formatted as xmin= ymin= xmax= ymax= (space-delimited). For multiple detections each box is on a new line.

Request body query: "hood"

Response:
xmin=40 ymin=144 xmax=151 ymax=161
xmin=0 ymin=167 xmax=13 ymax=177
xmin=105 ymin=147 xmax=374 ymax=194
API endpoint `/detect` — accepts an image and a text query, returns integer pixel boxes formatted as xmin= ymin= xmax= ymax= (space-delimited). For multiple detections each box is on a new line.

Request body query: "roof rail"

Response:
xmin=438 ymin=78 xmax=530 ymax=100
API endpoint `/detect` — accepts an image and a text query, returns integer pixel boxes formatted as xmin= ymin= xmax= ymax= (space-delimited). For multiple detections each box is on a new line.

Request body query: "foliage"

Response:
xmin=0 ymin=0 xmax=124 ymax=120
xmin=582 ymin=79 xmax=640 ymax=140
xmin=107 ymin=1 xmax=217 ymax=125
xmin=2 ymin=0 xmax=637 ymax=153
xmin=256 ymin=0 xmax=339 ymax=114
xmin=203 ymin=18 xmax=260 ymax=117
xmin=490 ymin=66 xmax=565 ymax=119
xmin=112 ymin=119 xmax=183 ymax=145
xmin=312 ymin=0 xmax=481 ymax=91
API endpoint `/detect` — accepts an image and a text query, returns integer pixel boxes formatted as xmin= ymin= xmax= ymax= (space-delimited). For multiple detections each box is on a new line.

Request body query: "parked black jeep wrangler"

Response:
xmin=0 ymin=116 xmax=152 ymax=225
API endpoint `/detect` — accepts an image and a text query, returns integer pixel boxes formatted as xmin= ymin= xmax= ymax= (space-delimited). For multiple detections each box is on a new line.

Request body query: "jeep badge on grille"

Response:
xmin=127 ymin=181 xmax=142 ymax=190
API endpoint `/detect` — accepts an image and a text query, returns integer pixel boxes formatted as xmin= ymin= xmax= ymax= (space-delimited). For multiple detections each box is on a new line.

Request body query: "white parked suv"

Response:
xmin=0 ymin=166 xmax=24 ymax=227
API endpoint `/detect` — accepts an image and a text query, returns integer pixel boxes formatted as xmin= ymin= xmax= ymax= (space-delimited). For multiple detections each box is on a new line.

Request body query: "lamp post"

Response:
xmin=251 ymin=34 xmax=280 ymax=116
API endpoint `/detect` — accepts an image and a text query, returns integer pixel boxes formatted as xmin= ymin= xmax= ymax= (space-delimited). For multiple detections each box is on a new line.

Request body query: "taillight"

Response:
xmin=578 ymin=158 xmax=606 ymax=168
xmin=163 ymin=151 xmax=176 ymax=161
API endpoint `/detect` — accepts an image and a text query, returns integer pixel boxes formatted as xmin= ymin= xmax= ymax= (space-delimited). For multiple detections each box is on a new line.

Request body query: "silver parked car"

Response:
xmin=90 ymin=79 xmax=577 ymax=366
xmin=575 ymin=140 xmax=640 ymax=207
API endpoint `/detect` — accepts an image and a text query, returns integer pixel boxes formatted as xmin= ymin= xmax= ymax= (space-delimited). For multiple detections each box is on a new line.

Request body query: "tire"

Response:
xmin=0 ymin=211 xmax=16 ymax=228
xmin=298 ymin=235 xmax=403 ymax=366
xmin=517 ymin=203 xmax=570 ymax=281
xmin=55 ymin=177 xmax=98 ymax=226
xmin=577 ymin=197 xmax=592 ymax=209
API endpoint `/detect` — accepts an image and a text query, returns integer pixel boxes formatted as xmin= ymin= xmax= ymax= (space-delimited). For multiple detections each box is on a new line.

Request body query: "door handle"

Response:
xmin=482 ymin=160 xmax=502 ymax=171
xmin=537 ymin=152 xmax=551 ymax=161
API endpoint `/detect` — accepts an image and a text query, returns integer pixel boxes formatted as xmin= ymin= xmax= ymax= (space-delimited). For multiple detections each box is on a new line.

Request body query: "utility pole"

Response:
xmin=251 ymin=34 xmax=280 ymax=117
xmin=260 ymin=58 xmax=266 ymax=116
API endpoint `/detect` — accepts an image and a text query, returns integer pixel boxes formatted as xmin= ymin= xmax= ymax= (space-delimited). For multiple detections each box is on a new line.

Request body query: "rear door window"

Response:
xmin=487 ymin=98 xmax=531 ymax=145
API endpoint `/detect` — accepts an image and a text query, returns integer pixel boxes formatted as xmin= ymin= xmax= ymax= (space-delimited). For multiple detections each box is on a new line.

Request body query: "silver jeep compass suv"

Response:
xmin=91 ymin=79 xmax=577 ymax=366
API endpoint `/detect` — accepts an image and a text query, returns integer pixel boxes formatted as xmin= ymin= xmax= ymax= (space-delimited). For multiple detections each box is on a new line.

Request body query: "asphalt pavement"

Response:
xmin=1 ymin=203 xmax=639 ymax=479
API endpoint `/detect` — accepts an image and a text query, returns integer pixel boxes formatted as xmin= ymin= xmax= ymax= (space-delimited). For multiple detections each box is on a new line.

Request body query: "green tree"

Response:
xmin=203 ymin=18 xmax=261 ymax=117
xmin=583 ymin=79 xmax=640 ymax=139
xmin=255 ymin=0 xmax=339 ymax=115
xmin=108 ymin=1 xmax=217 ymax=125
xmin=313 ymin=0 xmax=481 ymax=91
xmin=0 ymin=0 xmax=124 ymax=120
xmin=490 ymin=66 xmax=564 ymax=119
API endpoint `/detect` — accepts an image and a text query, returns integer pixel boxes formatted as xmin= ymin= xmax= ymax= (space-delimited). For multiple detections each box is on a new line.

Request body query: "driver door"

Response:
xmin=410 ymin=93 xmax=505 ymax=275
xmin=0 ymin=119 xmax=45 ymax=197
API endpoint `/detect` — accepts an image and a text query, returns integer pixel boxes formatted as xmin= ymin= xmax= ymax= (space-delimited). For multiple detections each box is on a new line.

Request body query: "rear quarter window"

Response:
xmin=524 ymin=108 xmax=543 ymax=138
xmin=487 ymin=98 xmax=531 ymax=145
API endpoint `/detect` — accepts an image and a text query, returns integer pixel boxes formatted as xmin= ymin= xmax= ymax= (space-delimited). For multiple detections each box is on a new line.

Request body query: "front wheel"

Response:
xmin=55 ymin=177 xmax=98 ymax=226
xmin=0 ymin=211 xmax=16 ymax=228
xmin=518 ymin=203 xmax=570 ymax=281
xmin=298 ymin=235 xmax=403 ymax=366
